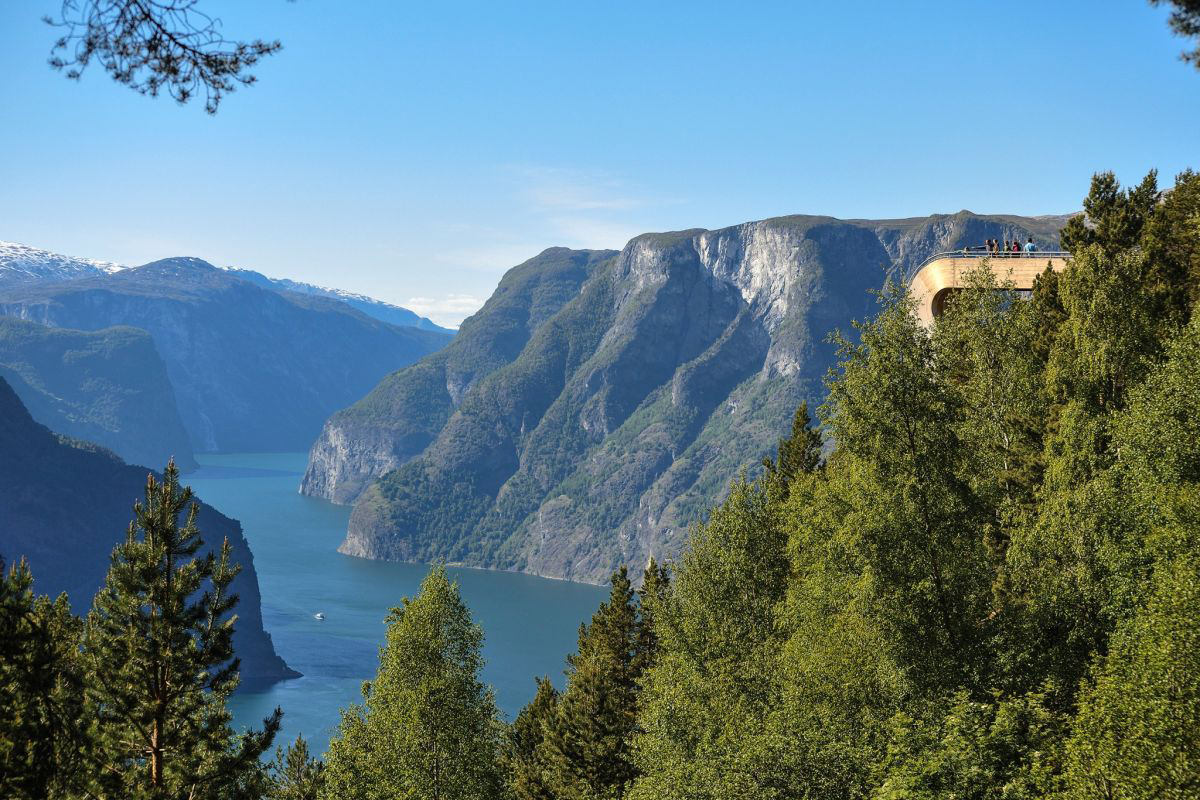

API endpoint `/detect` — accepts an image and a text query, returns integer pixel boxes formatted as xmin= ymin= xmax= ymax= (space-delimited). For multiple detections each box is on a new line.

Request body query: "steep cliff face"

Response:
xmin=0 ymin=377 xmax=296 ymax=685
xmin=301 ymin=247 xmax=615 ymax=503
xmin=0 ymin=316 xmax=196 ymax=471
xmin=0 ymin=259 xmax=452 ymax=452
xmin=312 ymin=211 xmax=1068 ymax=584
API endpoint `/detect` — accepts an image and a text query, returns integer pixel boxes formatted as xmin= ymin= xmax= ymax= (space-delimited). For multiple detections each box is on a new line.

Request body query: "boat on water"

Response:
xmin=314 ymin=612 xmax=325 ymax=621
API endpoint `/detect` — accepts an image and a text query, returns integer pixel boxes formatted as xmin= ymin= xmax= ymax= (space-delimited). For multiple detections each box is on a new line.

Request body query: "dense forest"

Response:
xmin=3 ymin=167 xmax=1199 ymax=798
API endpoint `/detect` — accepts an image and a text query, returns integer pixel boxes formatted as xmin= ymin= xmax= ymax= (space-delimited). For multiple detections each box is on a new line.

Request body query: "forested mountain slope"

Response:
xmin=0 ymin=376 xmax=296 ymax=685
xmin=0 ymin=258 xmax=452 ymax=452
xmin=0 ymin=316 xmax=195 ymax=471
xmin=308 ymin=211 xmax=1067 ymax=583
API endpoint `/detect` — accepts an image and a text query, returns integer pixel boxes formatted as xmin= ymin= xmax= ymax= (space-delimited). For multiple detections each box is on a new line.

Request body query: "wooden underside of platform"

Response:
xmin=910 ymin=256 xmax=1070 ymax=326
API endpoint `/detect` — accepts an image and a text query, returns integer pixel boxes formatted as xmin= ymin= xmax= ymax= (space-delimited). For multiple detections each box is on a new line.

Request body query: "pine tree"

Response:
xmin=543 ymin=567 xmax=643 ymax=799
xmin=634 ymin=559 xmax=670 ymax=677
xmin=1060 ymin=170 xmax=1159 ymax=256
xmin=762 ymin=401 xmax=823 ymax=493
xmin=507 ymin=677 xmax=559 ymax=800
xmin=82 ymin=462 xmax=280 ymax=799
xmin=267 ymin=735 xmax=326 ymax=800
xmin=1141 ymin=168 xmax=1200 ymax=320
xmin=0 ymin=558 xmax=88 ymax=799
xmin=322 ymin=565 xmax=505 ymax=800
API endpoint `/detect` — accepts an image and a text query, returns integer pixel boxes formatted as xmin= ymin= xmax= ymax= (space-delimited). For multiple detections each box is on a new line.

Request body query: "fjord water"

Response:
xmin=187 ymin=453 xmax=607 ymax=755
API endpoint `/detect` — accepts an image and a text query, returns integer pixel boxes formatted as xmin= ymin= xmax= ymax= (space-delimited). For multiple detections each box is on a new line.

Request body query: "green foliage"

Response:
xmin=1062 ymin=517 xmax=1200 ymax=799
xmin=1150 ymin=0 xmax=1200 ymax=67
xmin=826 ymin=284 xmax=993 ymax=693
xmin=874 ymin=690 xmax=1065 ymax=800
xmin=1060 ymin=170 xmax=1159 ymax=256
xmin=762 ymin=400 xmax=823 ymax=493
xmin=1057 ymin=314 xmax=1200 ymax=797
xmin=626 ymin=168 xmax=1200 ymax=798
xmin=323 ymin=565 xmax=505 ymax=800
xmin=1141 ymin=168 xmax=1200 ymax=320
xmin=268 ymin=736 xmax=326 ymax=800
xmin=541 ymin=567 xmax=646 ymax=800
xmin=82 ymin=461 xmax=280 ymax=799
xmin=631 ymin=479 xmax=792 ymax=799
xmin=507 ymin=677 xmax=559 ymax=800
xmin=0 ymin=558 xmax=87 ymax=799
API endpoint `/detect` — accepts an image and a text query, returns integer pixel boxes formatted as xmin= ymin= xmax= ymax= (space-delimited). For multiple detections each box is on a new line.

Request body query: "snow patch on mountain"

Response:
xmin=0 ymin=241 xmax=125 ymax=286
xmin=0 ymin=240 xmax=451 ymax=334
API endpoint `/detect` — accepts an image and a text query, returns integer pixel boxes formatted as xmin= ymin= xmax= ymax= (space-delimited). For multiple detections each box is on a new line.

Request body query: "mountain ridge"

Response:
xmin=0 ymin=240 xmax=448 ymax=332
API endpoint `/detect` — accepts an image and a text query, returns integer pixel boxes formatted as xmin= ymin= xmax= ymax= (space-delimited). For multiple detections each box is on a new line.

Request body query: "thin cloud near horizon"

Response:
xmin=405 ymin=294 xmax=487 ymax=328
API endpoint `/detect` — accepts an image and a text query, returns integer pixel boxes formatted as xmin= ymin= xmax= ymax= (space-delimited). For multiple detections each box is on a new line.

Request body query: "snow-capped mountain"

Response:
xmin=0 ymin=240 xmax=451 ymax=334
xmin=0 ymin=241 xmax=125 ymax=288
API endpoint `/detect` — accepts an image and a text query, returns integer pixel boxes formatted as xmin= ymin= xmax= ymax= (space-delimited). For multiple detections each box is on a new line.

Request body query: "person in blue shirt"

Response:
xmin=1023 ymin=237 xmax=1037 ymax=253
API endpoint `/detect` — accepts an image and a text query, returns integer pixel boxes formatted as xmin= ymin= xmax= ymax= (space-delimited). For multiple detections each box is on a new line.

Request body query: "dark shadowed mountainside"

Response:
xmin=0 ymin=376 xmax=296 ymax=685
xmin=0 ymin=316 xmax=196 ymax=471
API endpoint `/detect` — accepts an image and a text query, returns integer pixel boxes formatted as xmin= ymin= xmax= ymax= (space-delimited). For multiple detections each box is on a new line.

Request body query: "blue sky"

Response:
xmin=1 ymin=1 xmax=1196 ymax=326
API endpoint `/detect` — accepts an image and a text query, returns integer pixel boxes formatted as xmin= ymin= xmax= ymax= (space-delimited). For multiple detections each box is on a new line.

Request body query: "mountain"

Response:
xmin=224 ymin=268 xmax=453 ymax=333
xmin=0 ymin=376 xmax=296 ymax=685
xmin=0 ymin=240 xmax=123 ymax=289
xmin=0 ymin=258 xmax=454 ymax=452
xmin=304 ymin=210 xmax=1069 ymax=584
xmin=302 ymin=247 xmax=616 ymax=503
xmin=0 ymin=316 xmax=196 ymax=471
xmin=1 ymin=240 xmax=449 ymax=333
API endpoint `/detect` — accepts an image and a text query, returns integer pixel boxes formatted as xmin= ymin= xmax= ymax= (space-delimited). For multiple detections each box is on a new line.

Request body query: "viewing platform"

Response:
xmin=909 ymin=250 xmax=1071 ymax=326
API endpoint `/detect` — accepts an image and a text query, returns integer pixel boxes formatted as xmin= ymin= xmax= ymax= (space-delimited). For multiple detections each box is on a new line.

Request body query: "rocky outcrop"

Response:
xmin=0 ymin=258 xmax=453 ymax=453
xmin=0 ymin=377 xmax=296 ymax=685
xmin=312 ymin=211 xmax=1068 ymax=584
xmin=0 ymin=316 xmax=196 ymax=471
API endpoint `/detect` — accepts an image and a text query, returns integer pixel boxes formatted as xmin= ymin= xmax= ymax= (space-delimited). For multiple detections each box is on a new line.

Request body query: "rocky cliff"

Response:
xmin=0 ymin=377 xmax=296 ymax=685
xmin=0 ymin=258 xmax=453 ymax=452
xmin=0 ymin=316 xmax=196 ymax=471
xmin=307 ymin=211 xmax=1068 ymax=584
